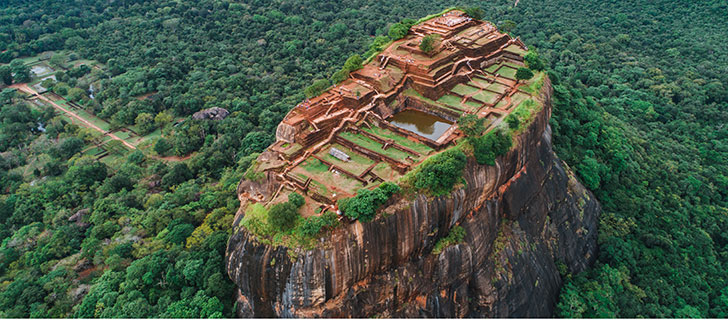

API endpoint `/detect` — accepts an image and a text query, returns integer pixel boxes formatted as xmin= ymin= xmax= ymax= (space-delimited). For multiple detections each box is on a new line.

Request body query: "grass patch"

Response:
xmin=73 ymin=108 xmax=111 ymax=131
xmin=403 ymin=88 xmax=463 ymax=114
xmin=503 ymin=61 xmax=523 ymax=70
xmin=317 ymin=143 xmax=374 ymax=176
xmin=112 ymin=130 xmax=132 ymax=140
xmin=437 ymin=94 xmax=464 ymax=109
xmin=484 ymin=63 xmax=501 ymax=73
xmin=469 ymin=77 xmax=491 ymax=88
xmin=494 ymin=99 xmax=509 ymax=109
xmin=507 ymin=99 xmax=541 ymax=133
xmin=496 ymin=66 xmax=517 ymax=79
xmin=510 ymin=92 xmax=531 ymax=108
xmin=293 ymin=158 xmax=364 ymax=195
xmin=339 ymin=131 xmax=412 ymax=161
xmin=99 ymin=153 xmax=124 ymax=165
xmin=371 ymin=162 xmax=401 ymax=181
xmin=402 ymin=147 xmax=466 ymax=196
xmin=521 ymin=71 xmax=546 ymax=94
xmin=301 ymin=157 xmax=330 ymax=174
xmin=83 ymin=147 xmax=105 ymax=156
xmin=487 ymin=82 xmax=509 ymax=93
xmin=451 ymin=84 xmax=480 ymax=96
xmin=362 ymin=126 xmax=434 ymax=155
xmin=503 ymin=44 xmax=527 ymax=56
xmin=471 ymin=90 xmax=499 ymax=104
xmin=309 ymin=179 xmax=330 ymax=197
xmin=240 ymin=202 xmax=330 ymax=250
xmin=244 ymin=158 xmax=265 ymax=182
xmin=464 ymin=100 xmax=482 ymax=112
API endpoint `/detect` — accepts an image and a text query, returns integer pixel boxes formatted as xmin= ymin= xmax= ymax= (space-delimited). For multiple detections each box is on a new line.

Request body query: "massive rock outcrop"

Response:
xmin=225 ymin=81 xmax=600 ymax=317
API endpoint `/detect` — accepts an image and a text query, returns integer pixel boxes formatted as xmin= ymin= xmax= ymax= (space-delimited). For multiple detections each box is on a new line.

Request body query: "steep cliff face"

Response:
xmin=226 ymin=82 xmax=600 ymax=317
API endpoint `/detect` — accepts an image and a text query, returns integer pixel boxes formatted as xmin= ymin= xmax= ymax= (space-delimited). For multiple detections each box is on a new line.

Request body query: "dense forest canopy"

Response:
xmin=0 ymin=0 xmax=726 ymax=317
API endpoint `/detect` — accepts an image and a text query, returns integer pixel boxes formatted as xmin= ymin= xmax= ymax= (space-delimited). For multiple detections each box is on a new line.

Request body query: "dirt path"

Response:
xmin=10 ymin=83 xmax=137 ymax=150
xmin=152 ymin=154 xmax=194 ymax=162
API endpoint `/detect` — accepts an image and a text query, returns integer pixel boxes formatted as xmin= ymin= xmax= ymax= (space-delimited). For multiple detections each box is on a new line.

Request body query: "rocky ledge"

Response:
xmin=225 ymin=81 xmax=600 ymax=317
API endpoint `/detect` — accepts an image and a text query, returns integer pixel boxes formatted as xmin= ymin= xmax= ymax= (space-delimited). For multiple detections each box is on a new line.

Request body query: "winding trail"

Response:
xmin=10 ymin=83 xmax=137 ymax=150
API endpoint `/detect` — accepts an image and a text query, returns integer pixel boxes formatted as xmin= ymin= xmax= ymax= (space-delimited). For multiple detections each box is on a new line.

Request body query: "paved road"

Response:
xmin=10 ymin=83 xmax=137 ymax=150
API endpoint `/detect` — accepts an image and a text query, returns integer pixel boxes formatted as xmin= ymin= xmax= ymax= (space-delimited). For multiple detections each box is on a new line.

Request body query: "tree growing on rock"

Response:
xmin=268 ymin=202 xmax=298 ymax=232
xmin=462 ymin=7 xmax=484 ymax=20
xmin=419 ymin=34 xmax=438 ymax=53
xmin=343 ymin=54 xmax=363 ymax=72
xmin=525 ymin=52 xmax=546 ymax=71
xmin=516 ymin=67 xmax=534 ymax=83
xmin=458 ymin=114 xmax=485 ymax=137
xmin=388 ymin=22 xmax=409 ymax=40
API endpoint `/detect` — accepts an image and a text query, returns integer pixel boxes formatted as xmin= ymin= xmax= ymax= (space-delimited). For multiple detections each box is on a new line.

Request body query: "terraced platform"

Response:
xmin=245 ymin=10 xmax=544 ymax=215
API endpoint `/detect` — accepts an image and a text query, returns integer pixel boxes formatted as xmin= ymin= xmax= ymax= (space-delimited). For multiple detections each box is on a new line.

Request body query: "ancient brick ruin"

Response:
xmin=243 ymin=10 xmax=535 ymax=216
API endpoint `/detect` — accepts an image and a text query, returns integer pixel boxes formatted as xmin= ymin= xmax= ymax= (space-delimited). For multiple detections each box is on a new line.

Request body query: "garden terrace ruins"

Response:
xmin=242 ymin=10 xmax=537 ymax=217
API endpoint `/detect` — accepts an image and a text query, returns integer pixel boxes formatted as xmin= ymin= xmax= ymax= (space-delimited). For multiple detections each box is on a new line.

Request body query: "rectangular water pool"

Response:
xmin=388 ymin=109 xmax=453 ymax=141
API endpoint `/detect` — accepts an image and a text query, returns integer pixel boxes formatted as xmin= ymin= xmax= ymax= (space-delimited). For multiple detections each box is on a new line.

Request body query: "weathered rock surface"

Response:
xmin=225 ymin=82 xmax=600 ymax=317
xmin=192 ymin=107 xmax=229 ymax=120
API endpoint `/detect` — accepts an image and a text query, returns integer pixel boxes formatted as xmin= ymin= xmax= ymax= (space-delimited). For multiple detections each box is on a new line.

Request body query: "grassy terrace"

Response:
xmin=521 ymin=71 xmax=546 ymax=94
xmin=437 ymin=94 xmax=483 ymax=113
xmin=404 ymin=88 xmax=464 ymax=114
xmin=339 ymin=131 xmax=414 ymax=161
xmin=496 ymin=65 xmax=517 ymax=79
xmin=472 ymin=90 xmax=500 ymax=104
xmin=504 ymin=44 xmax=527 ymax=56
xmin=438 ymin=94 xmax=464 ymax=109
xmin=503 ymin=61 xmax=523 ymax=70
xmin=309 ymin=179 xmax=331 ymax=197
xmin=362 ymin=125 xmax=434 ymax=155
xmin=487 ymin=82 xmax=509 ymax=93
xmin=465 ymin=100 xmax=482 ymax=111
xmin=484 ymin=63 xmax=501 ymax=73
xmin=301 ymin=157 xmax=329 ymax=173
xmin=451 ymin=83 xmax=480 ymax=96
xmin=74 ymin=108 xmax=112 ymax=132
xmin=292 ymin=157 xmax=364 ymax=196
xmin=372 ymin=162 xmax=402 ymax=181
xmin=511 ymin=92 xmax=531 ymax=108
xmin=316 ymin=143 xmax=374 ymax=176
xmin=113 ymin=130 xmax=133 ymax=141
xmin=470 ymin=77 xmax=492 ymax=88
xmin=281 ymin=142 xmax=304 ymax=157
xmin=494 ymin=99 xmax=509 ymax=109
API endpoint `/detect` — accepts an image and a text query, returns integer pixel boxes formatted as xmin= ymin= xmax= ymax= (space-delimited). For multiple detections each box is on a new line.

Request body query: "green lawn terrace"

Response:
xmin=287 ymin=157 xmax=365 ymax=203
xmin=274 ymin=120 xmax=434 ymax=213
xmin=249 ymin=11 xmax=544 ymax=218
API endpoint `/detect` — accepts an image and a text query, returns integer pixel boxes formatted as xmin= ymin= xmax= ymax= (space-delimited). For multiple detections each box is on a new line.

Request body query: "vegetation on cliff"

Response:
xmin=338 ymin=182 xmax=400 ymax=222
xmin=405 ymin=148 xmax=468 ymax=196
xmin=431 ymin=225 xmax=466 ymax=255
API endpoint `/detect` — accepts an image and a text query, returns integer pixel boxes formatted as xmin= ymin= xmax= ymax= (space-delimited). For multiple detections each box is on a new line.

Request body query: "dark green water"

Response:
xmin=389 ymin=109 xmax=453 ymax=141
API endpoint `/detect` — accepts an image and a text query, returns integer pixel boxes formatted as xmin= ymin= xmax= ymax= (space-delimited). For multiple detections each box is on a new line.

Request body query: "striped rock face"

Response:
xmin=226 ymin=80 xmax=601 ymax=318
